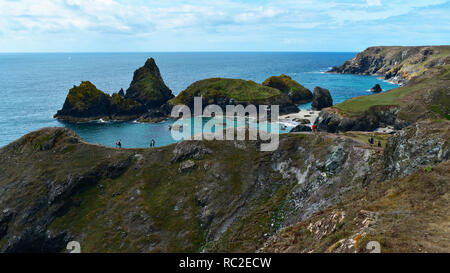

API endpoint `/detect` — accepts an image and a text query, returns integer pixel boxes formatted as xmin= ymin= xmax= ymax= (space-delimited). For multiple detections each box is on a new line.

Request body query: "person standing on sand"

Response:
xmin=150 ymin=139 xmax=155 ymax=148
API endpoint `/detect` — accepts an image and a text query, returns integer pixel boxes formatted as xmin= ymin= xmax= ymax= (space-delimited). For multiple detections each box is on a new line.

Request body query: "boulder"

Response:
xmin=179 ymin=160 xmax=196 ymax=173
xmin=294 ymin=118 xmax=311 ymax=124
xmin=125 ymin=58 xmax=174 ymax=108
xmin=171 ymin=141 xmax=212 ymax=163
xmin=370 ymin=84 xmax=382 ymax=93
xmin=262 ymin=74 xmax=313 ymax=104
xmin=311 ymin=87 xmax=333 ymax=110
xmin=290 ymin=124 xmax=312 ymax=132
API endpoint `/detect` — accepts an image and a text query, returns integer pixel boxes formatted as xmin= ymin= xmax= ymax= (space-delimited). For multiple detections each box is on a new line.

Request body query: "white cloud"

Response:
xmin=0 ymin=0 xmax=448 ymax=51
xmin=367 ymin=0 xmax=382 ymax=6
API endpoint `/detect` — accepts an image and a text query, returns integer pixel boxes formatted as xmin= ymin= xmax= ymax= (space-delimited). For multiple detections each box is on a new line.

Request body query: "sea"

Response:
xmin=0 ymin=52 xmax=398 ymax=148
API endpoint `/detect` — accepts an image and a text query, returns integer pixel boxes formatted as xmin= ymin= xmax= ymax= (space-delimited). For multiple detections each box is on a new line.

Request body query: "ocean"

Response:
xmin=0 ymin=52 xmax=398 ymax=148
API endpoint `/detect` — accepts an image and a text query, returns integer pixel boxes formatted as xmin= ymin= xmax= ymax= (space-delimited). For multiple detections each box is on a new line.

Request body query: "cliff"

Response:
xmin=329 ymin=46 xmax=450 ymax=85
xmin=316 ymin=48 xmax=450 ymax=133
xmin=0 ymin=118 xmax=448 ymax=252
xmin=169 ymin=78 xmax=300 ymax=115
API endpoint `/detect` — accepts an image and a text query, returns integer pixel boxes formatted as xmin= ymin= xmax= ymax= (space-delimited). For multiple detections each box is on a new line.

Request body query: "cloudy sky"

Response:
xmin=0 ymin=0 xmax=448 ymax=52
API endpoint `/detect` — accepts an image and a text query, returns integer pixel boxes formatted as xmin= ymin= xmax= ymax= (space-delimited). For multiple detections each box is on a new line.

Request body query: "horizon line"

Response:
xmin=0 ymin=50 xmax=360 ymax=54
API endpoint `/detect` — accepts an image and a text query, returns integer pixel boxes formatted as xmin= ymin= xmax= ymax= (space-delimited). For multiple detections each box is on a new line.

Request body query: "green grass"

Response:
xmin=335 ymin=64 xmax=450 ymax=117
xmin=334 ymin=85 xmax=414 ymax=116
xmin=170 ymin=78 xmax=282 ymax=105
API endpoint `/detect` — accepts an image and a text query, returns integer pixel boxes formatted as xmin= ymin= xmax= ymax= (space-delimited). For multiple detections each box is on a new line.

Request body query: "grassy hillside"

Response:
xmin=334 ymin=64 xmax=450 ymax=120
xmin=0 ymin=119 xmax=448 ymax=252
xmin=170 ymin=78 xmax=283 ymax=105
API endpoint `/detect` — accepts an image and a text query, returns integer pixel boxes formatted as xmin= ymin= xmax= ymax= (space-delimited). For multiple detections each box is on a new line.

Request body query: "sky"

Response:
xmin=0 ymin=0 xmax=448 ymax=52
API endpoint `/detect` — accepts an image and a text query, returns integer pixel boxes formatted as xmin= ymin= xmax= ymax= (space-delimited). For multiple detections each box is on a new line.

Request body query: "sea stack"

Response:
xmin=370 ymin=84 xmax=382 ymax=93
xmin=54 ymin=58 xmax=174 ymax=122
xmin=125 ymin=58 xmax=174 ymax=108
xmin=311 ymin=86 xmax=333 ymax=110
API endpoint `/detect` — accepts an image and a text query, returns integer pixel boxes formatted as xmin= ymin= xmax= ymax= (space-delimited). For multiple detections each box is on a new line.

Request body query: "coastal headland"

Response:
xmin=1 ymin=46 xmax=449 ymax=253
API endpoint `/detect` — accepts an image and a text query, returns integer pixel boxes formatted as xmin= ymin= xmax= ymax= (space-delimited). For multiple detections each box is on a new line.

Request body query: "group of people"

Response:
xmin=368 ymin=136 xmax=382 ymax=147
xmin=150 ymin=139 xmax=156 ymax=147
xmin=115 ymin=139 xmax=122 ymax=149
xmin=115 ymin=139 xmax=156 ymax=149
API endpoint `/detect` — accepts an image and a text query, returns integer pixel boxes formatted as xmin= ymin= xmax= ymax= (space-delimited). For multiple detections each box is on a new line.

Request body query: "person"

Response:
xmin=378 ymin=140 xmax=382 ymax=147
xmin=150 ymin=139 xmax=155 ymax=148
xmin=116 ymin=139 xmax=122 ymax=149
xmin=311 ymin=124 xmax=317 ymax=133
xmin=368 ymin=137 xmax=374 ymax=146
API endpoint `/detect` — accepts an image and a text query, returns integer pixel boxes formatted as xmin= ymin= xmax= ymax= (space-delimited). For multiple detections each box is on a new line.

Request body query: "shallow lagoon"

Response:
xmin=0 ymin=52 xmax=397 ymax=148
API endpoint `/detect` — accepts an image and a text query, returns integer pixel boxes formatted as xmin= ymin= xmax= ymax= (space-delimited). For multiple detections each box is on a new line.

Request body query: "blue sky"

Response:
xmin=0 ymin=0 xmax=448 ymax=52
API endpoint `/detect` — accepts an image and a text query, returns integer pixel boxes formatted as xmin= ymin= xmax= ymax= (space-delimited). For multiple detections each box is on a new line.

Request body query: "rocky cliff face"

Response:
xmin=315 ymin=105 xmax=409 ymax=133
xmin=0 ymin=118 xmax=448 ymax=253
xmin=260 ymin=120 xmax=449 ymax=253
xmin=329 ymin=46 xmax=450 ymax=85
xmin=317 ymin=50 xmax=450 ymax=133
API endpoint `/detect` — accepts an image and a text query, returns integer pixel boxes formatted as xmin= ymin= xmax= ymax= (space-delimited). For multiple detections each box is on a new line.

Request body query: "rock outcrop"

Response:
xmin=315 ymin=105 xmax=409 ymax=133
xmin=370 ymin=84 xmax=382 ymax=93
xmin=54 ymin=81 xmax=145 ymax=122
xmin=290 ymin=124 xmax=312 ymax=132
xmin=125 ymin=58 xmax=174 ymax=108
xmin=311 ymin=86 xmax=333 ymax=110
xmin=262 ymin=74 xmax=313 ymax=104
xmin=317 ymin=47 xmax=450 ymax=133
xmin=328 ymin=46 xmax=450 ymax=85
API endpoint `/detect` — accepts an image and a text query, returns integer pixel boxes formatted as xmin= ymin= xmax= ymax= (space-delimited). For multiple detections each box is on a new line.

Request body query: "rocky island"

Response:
xmin=55 ymin=61 xmax=308 ymax=123
xmin=55 ymin=58 xmax=175 ymax=122
xmin=168 ymin=77 xmax=299 ymax=115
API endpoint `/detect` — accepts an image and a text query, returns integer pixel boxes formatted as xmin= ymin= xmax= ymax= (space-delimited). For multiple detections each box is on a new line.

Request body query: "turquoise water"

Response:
xmin=0 ymin=52 xmax=397 ymax=148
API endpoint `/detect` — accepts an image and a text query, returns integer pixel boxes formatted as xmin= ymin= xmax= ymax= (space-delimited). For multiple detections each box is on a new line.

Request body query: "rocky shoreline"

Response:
xmin=328 ymin=46 xmax=450 ymax=86
xmin=315 ymin=46 xmax=450 ymax=133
